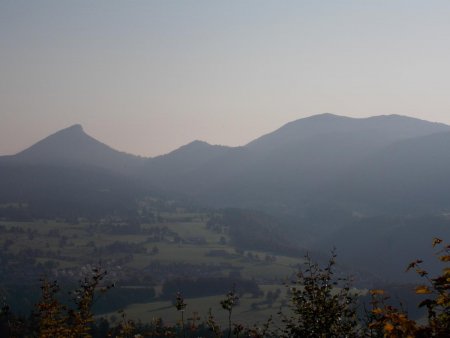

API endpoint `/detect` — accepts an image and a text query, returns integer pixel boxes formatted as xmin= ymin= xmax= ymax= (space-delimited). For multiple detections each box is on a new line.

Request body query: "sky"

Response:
xmin=1 ymin=0 xmax=450 ymax=157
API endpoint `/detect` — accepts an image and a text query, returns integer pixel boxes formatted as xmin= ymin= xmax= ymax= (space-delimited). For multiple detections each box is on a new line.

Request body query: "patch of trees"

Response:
xmin=93 ymin=286 xmax=156 ymax=314
xmin=2 ymin=239 xmax=447 ymax=337
xmin=160 ymin=277 xmax=262 ymax=300
xmin=216 ymin=209 xmax=306 ymax=257
xmin=205 ymin=250 xmax=237 ymax=259
xmin=0 ymin=163 xmax=151 ymax=221
xmin=94 ymin=241 xmax=147 ymax=255
xmin=143 ymin=262 xmax=234 ymax=284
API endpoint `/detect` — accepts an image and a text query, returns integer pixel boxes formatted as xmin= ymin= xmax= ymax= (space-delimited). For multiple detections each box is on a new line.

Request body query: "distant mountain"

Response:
xmin=143 ymin=140 xmax=234 ymax=179
xmin=0 ymin=162 xmax=151 ymax=219
xmin=139 ymin=141 xmax=246 ymax=194
xmin=0 ymin=124 xmax=152 ymax=219
xmin=143 ymin=114 xmax=450 ymax=211
xmin=3 ymin=114 xmax=450 ymax=213
xmin=6 ymin=124 xmax=145 ymax=175
xmin=334 ymin=130 xmax=450 ymax=213
xmin=316 ymin=214 xmax=450 ymax=282
xmin=246 ymin=113 xmax=450 ymax=151
xmin=2 ymin=114 xmax=450 ymax=282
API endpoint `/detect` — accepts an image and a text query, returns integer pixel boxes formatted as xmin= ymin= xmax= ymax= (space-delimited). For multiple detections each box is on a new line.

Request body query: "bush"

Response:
xmin=368 ymin=238 xmax=449 ymax=337
xmin=279 ymin=250 xmax=359 ymax=337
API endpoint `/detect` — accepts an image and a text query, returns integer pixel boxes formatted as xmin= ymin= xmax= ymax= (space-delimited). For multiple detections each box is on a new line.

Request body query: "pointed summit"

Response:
xmin=176 ymin=140 xmax=212 ymax=152
xmin=16 ymin=124 xmax=95 ymax=161
xmin=46 ymin=123 xmax=85 ymax=136
xmin=50 ymin=123 xmax=87 ymax=138
xmin=12 ymin=124 xmax=143 ymax=173
xmin=65 ymin=123 xmax=84 ymax=132
xmin=154 ymin=139 xmax=230 ymax=162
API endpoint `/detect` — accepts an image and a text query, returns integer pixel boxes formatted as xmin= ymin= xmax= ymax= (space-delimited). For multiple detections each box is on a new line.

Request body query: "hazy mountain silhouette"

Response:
xmin=140 ymin=141 xmax=247 ymax=194
xmin=4 ymin=114 xmax=450 ymax=213
xmin=0 ymin=124 xmax=151 ymax=218
xmin=8 ymin=124 xmax=145 ymax=175
xmin=0 ymin=162 xmax=151 ymax=219
xmin=246 ymin=113 xmax=450 ymax=151
xmin=334 ymin=130 xmax=450 ymax=213
xmin=142 ymin=140 xmax=234 ymax=182
xmin=141 ymin=114 xmax=450 ymax=211
xmin=2 ymin=113 xmax=450 ymax=282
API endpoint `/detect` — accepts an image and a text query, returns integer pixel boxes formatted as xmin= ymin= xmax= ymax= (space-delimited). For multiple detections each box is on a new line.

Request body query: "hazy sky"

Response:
xmin=2 ymin=1 xmax=450 ymax=157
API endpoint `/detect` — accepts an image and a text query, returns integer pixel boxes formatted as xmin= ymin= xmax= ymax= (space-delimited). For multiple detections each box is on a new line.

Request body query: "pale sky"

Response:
xmin=1 ymin=0 xmax=450 ymax=157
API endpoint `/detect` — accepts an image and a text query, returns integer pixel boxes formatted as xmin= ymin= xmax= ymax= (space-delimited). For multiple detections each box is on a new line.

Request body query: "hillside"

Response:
xmin=142 ymin=114 xmax=450 ymax=214
xmin=334 ymin=131 xmax=450 ymax=213
xmin=3 ymin=113 xmax=450 ymax=222
xmin=7 ymin=124 xmax=145 ymax=175
xmin=1 ymin=113 xmax=450 ymax=283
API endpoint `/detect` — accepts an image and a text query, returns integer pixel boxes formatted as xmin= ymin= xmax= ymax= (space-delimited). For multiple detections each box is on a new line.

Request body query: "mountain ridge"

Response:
xmin=4 ymin=123 xmax=145 ymax=176
xmin=246 ymin=113 xmax=450 ymax=150
xmin=2 ymin=113 xmax=450 ymax=283
xmin=6 ymin=113 xmax=449 ymax=160
xmin=3 ymin=113 xmax=450 ymax=213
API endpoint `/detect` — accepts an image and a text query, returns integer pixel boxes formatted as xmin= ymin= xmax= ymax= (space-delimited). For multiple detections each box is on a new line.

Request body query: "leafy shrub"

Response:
xmin=278 ymin=250 xmax=359 ymax=337
xmin=368 ymin=238 xmax=449 ymax=337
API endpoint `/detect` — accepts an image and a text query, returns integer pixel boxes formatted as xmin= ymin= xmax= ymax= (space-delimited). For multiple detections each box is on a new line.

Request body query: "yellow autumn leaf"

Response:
xmin=372 ymin=308 xmax=383 ymax=315
xmin=370 ymin=289 xmax=385 ymax=295
xmin=436 ymin=295 xmax=447 ymax=305
xmin=440 ymin=255 xmax=450 ymax=262
xmin=398 ymin=313 xmax=407 ymax=320
xmin=415 ymin=285 xmax=432 ymax=294
xmin=384 ymin=322 xmax=394 ymax=332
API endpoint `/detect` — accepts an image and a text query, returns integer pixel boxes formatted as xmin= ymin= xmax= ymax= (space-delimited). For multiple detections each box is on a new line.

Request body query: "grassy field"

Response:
xmin=0 ymin=211 xmax=305 ymax=324
xmin=104 ymin=284 xmax=289 ymax=328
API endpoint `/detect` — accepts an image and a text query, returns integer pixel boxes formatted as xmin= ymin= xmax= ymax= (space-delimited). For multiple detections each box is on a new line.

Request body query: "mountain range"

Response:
xmin=2 ymin=113 xmax=450 ymax=281
xmin=3 ymin=113 xmax=450 ymax=217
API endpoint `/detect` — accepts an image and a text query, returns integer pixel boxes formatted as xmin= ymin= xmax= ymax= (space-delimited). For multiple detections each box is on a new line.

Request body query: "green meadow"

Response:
xmin=0 ymin=210 xmax=305 ymax=325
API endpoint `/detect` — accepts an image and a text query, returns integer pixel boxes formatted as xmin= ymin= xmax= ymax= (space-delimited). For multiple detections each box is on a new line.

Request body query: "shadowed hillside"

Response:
xmin=1 ymin=114 xmax=450 ymax=282
xmin=10 ymin=124 xmax=145 ymax=175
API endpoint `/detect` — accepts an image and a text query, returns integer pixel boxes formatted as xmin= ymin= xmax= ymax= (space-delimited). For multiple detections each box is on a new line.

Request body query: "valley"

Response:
xmin=0 ymin=113 xmax=448 ymax=334
xmin=0 ymin=202 xmax=309 ymax=326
